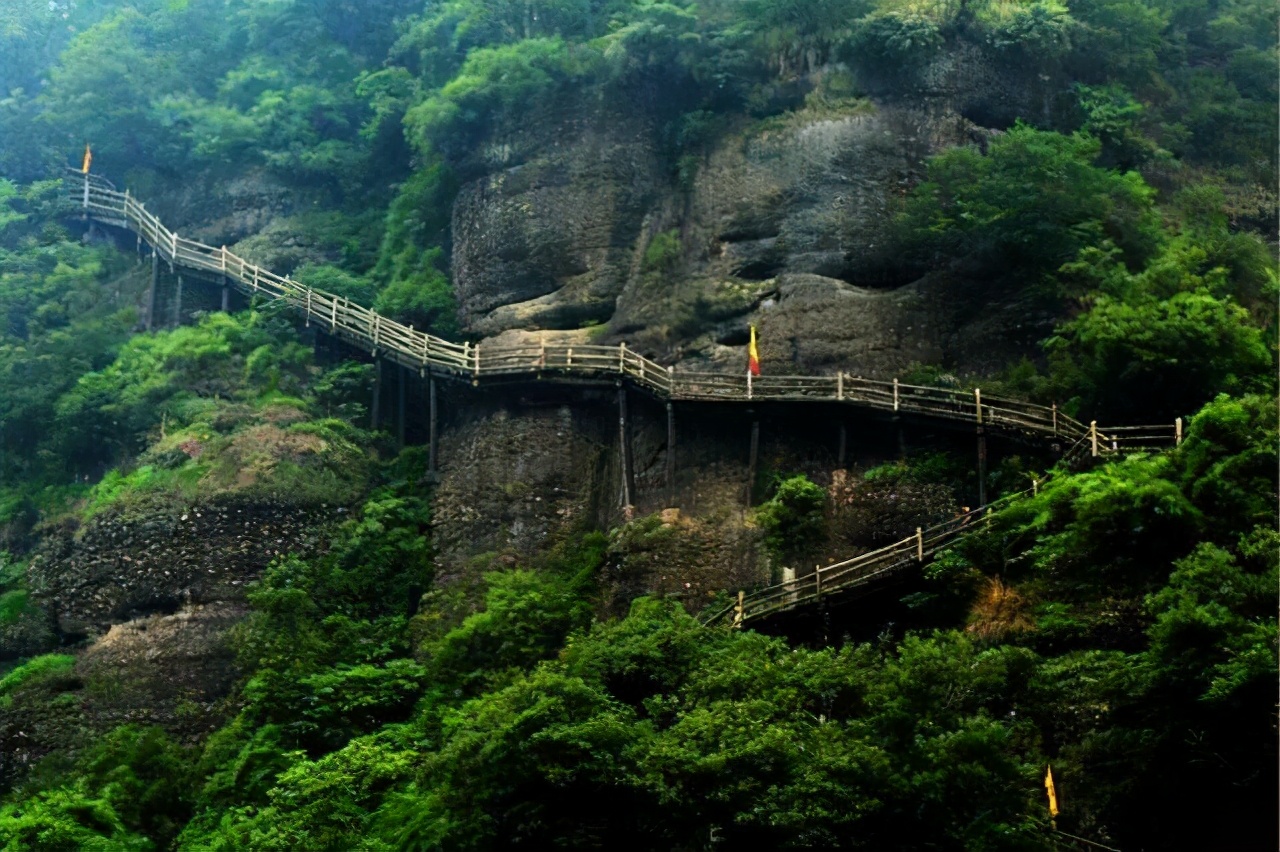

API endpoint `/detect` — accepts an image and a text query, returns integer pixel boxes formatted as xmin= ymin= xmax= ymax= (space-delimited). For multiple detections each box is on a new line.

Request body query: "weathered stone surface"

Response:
xmin=75 ymin=603 xmax=246 ymax=739
xmin=450 ymin=48 xmax=1056 ymax=378
xmin=430 ymin=406 xmax=609 ymax=581
xmin=0 ymin=604 xmax=244 ymax=788
xmin=28 ymin=495 xmax=335 ymax=636
xmin=601 ymin=509 xmax=766 ymax=619
xmin=451 ymin=108 xmax=665 ymax=336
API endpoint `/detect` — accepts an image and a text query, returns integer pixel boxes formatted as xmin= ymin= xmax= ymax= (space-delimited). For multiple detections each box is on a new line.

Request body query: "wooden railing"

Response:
xmin=704 ymin=469 xmax=1061 ymax=628
xmin=72 ymin=173 xmax=1180 ymax=458
xmin=73 ymin=171 xmax=1188 ymax=627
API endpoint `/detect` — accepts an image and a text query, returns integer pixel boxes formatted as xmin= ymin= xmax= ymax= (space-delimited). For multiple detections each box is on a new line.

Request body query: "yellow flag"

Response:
xmin=748 ymin=325 xmax=761 ymax=376
xmin=1044 ymin=765 xmax=1059 ymax=818
xmin=81 ymin=143 xmax=92 ymax=174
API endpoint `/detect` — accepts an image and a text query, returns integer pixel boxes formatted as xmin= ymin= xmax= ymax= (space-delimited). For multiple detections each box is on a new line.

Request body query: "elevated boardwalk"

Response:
xmin=72 ymin=171 xmax=1181 ymax=628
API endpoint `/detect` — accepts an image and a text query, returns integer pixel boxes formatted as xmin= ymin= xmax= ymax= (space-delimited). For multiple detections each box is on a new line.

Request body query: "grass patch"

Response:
xmin=0 ymin=653 xmax=76 ymax=706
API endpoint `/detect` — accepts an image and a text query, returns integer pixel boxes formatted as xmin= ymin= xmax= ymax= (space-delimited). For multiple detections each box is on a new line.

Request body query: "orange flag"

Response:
xmin=1044 ymin=765 xmax=1059 ymax=819
xmin=748 ymin=325 xmax=761 ymax=376
xmin=81 ymin=143 xmax=92 ymax=174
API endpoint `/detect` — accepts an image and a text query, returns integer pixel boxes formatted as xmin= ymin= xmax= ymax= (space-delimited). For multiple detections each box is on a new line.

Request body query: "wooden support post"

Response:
xmin=746 ymin=419 xmax=760 ymax=506
xmin=428 ymin=375 xmax=439 ymax=479
xmin=746 ymin=369 xmax=753 ymax=400
xmin=975 ymin=388 xmax=983 ymax=424
xmin=618 ymin=386 xmax=636 ymax=514
xmin=814 ymin=564 xmax=822 ymax=601
xmin=977 ymin=427 xmax=988 ymax=506
xmin=1175 ymin=417 xmax=1183 ymax=446
xmin=916 ymin=527 xmax=924 ymax=562
xmin=473 ymin=343 xmax=480 ymax=385
xmin=837 ymin=422 xmax=847 ymax=468
xmin=893 ymin=378 xmax=900 ymax=412
xmin=371 ymin=359 xmax=382 ymax=431
xmin=732 ymin=590 xmax=745 ymax=628
xmin=146 ymin=251 xmax=158 ymax=332
xmin=172 ymin=275 xmax=183 ymax=328
xmin=1051 ymin=403 xmax=1058 ymax=437
xmin=837 ymin=371 xmax=844 ymax=401
xmin=1032 ymin=477 xmax=1039 ymax=496
xmin=619 ymin=341 xmax=627 ymax=374
xmin=1089 ymin=420 xmax=1098 ymax=458
xmin=397 ymin=365 xmax=407 ymax=448
xmin=665 ymin=402 xmax=676 ymax=496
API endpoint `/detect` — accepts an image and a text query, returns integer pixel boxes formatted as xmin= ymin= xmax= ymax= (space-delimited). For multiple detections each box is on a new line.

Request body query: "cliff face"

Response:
xmin=449 ymin=46 xmax=1053 ymax=377
xmin=0 ymin=45 xmax=1056 ymax=763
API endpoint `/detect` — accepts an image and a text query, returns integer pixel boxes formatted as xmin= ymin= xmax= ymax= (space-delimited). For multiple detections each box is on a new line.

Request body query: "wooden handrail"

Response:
xmin=72 ymin=176 xmax=1175 ymax=447
xmin=705 ymin=471 xmax=1053 ymax=627
xmin=71 ymin=172 xmax=1185 ymax=628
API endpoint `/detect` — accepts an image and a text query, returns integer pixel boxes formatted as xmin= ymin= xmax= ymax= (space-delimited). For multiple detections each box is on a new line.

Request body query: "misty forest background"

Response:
xmin=0 ymin=0 xmax=1276 ymax=849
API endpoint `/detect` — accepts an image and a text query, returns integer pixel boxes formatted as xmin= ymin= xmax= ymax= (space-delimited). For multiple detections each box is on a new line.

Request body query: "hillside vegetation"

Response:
xmin=0 ymin=0 xmax=1275 ymax=849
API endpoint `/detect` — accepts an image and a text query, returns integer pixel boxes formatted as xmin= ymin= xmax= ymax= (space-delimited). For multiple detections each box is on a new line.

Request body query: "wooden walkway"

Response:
xmin=72 ymin=172 xmax=1181 ymax=627
xmin=704 ymin=466 xmax=1067 ymax=628
xmin=72 ymin=173 xmax=1177 ymax=452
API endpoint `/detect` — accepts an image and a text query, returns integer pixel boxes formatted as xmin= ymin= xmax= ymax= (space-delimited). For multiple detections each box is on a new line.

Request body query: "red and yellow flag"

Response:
xmin=1044 ymin=765 xmax=1059 ymax=819
xmin=81 ymin=144 xmax=92 ymax=174
xmin=748 ymin=325 xmax=761 ymax=376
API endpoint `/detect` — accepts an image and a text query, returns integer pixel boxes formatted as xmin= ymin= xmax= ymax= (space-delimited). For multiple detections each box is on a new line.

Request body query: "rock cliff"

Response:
xmin=448 ymin=48 xmax=1053 ymax=377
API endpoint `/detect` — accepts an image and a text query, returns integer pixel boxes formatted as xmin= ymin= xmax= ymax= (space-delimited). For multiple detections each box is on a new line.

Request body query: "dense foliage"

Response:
xmin=0 ymin=0 xmax=1274 ymax=850
xmin=1 ymin=395 xmax=1273 ymax=849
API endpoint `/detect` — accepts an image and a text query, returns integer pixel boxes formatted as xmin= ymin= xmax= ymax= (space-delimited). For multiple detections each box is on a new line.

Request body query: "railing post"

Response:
xmin=567 ymin=347 xmax=573 ymax=367
xmin=618 ymin=385 xmax=636 ymax=515
xmin=473 ymin=342 xmax=481 ymax=383
xmin=1090 ymin=420 xmax=1098 ymax=458
xmin=732 ymin=590 xmax=745 ymax=628
xmin=814 ymin=566 xmax=821 ymax=602
xmin=916 ymin=527 xmax=924 ymax=562
xmin=974 ymin=388 xmax=982 ymax=424
xmin=1032 ymin=477 xmax=1039 ymax=496
xmin=619 ymin=341 xmax=627 ymax=374
xmin=220 ymin=245 xmax=227 ymax=274
xmin=82 ymin=171 xmax=89 ymax=211
xmin=893 ymin=378 xmax=899 ymax=412
xmin=666 ymin=401 xmax=676 ymax=496
xmin=372 ymin=313 xmax=380 ymax=354
xmin=428 ymin=375 xmax=439 ymax=479
xmin=1175 ymin=417 xmax=1183 ymax=446
xmin=747 ymin=369 xmax=753 ymax=401
xmin=304 ymin=290 xmax=311 ymax=327
xmin=330 ymin=296 xmax=337 ymax=332
xmin=1052 ymin=403 xmax=1058 ymax=437
xmin=539 ymin=337 xmax=546 ymax=370
xmin=837 ymin=371 xmax=844 ymax=401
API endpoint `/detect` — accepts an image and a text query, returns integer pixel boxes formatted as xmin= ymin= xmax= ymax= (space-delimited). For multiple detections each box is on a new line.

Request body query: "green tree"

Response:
xmin=900 ymin=123 xmax=1160 ymax=284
